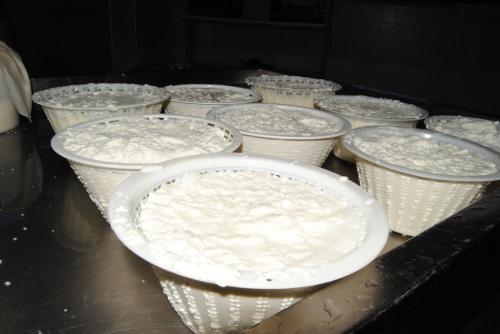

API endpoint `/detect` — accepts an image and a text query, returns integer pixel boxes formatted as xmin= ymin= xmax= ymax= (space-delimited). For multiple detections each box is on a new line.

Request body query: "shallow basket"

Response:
xmin=245 ymin=74 xmax=341 ymax=108
xmin=50 ymin=115 xmax=242 ymax=221
xmin=342 ymin=126 xmax=500 ymax=236
xmin=424 ymin=115 xmax=500 ymax=153
xmin=33 ymin=83 xmax=169 ymax=133
xmin=107 ymin=153 xmax=389 ymax=333
xmin=207 ymin=103 xmax=351 ymax=166
xmin=164 ymin=84 xmax=262 ymax=117
xmin=315 ymin=95 xmax=428 ymax=162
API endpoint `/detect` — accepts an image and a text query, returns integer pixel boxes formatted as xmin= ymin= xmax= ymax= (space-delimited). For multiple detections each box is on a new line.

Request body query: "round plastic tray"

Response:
xmin=207 ymin=103 xmax=351 ymax=166
xmin=342 ymin=126 xmax=500 ymax=236
xmin=164 ymin=84 xmax=261 ymax=117
xmin=109 ymin=153 xmax=388 ymax=333
xmin=315 ymin=95 xmax=428 ymax=162
xmin=51 ymin=114 xmax=242 ymax=220
xmin=108 ymin=153 xmax=389 ymax=290
xmin=33 ymin=83 xmax=169 ymax=132
xmin=425 ymin=115 xmax=500 ymax=153
xmin=245 ymin=74 xmax=341 ymax=108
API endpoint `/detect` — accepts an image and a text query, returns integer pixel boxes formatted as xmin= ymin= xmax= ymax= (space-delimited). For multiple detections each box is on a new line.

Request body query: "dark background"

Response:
xmin=1 ymin=0 xmax=499 ymax=117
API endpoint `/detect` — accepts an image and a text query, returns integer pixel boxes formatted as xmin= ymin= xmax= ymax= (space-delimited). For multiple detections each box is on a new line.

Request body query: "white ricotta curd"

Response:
xmin=315 ymin=95 xmax=427 ymax=120
xmin=214 ymin=104 xmax=345 ymax=136
xmin=426 ymin=116 xmax=500 ymax=153
xmin=137 ymin=170 xmax=368 ymax=286
xmin=246 ymin=75 xmax=341 ymax=92
xmin=49 ymin=85 xmax=162 ymax=109
xmin=166 ymin=85 xmax=258 ymax=104
xmin=61 ymin=116 xmax=230 ymax=163
xmin=352 ymin=127 xmax=497 ymax=176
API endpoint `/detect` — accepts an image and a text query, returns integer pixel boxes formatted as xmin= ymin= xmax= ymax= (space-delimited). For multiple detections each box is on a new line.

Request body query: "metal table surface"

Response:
xmin=1 ymin=69 xmax=499 ymax=334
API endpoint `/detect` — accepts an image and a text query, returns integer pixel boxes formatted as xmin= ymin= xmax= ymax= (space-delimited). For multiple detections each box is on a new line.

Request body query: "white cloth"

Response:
xmin=0 ymin=41 xmax=31 ymax=121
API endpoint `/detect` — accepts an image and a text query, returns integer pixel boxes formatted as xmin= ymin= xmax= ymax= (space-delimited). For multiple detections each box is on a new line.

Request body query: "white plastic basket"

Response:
xmin=245 ymin=74 xmax=341 ymax=108
xmin=424 ymin=115 xmax=500 ymax=153
xmin=207 ymin=103 xmax=350 ymax=166
xmin=33 ymin=83 xmax=169 ymax=133
xmin=315 ymin=95 xmax=428 ymax=162
xmin=343 ymin=126 xmax=500 ymax=236
xmin=164 ymin=84 xmax=262 ymax=117
xmin=51 ymin=114 xmax=242 ymax=221
xmin=153 ymin=268 xmax=317 ymax=334
xmin=108 ymin=153 xmax=389 ymax=333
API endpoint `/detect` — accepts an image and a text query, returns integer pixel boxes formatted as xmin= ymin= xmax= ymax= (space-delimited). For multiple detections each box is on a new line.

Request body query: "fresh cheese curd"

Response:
xmin=214 ymin=104 xmax=344 ymax=136
xmin=48 ymin=85 xmax=162 ymax=109
xmin=246 ymin=74 xmax=340 ymax=92
xmin=61 ymin=116 xmax=230 ymax=163
xmin=426 ymin=116 xmax=500 ymax=153
xmin=245 ymin=75 xmax=342 ymax=108
xmin=315 ymin=95 xmax=428 ymax=162
xmin=352 ymin=127 xmax=497 ymax=176
xmin=32 ymin=83 xmax=168 ymax=133
xmin=137 ymin=170 xmax=368 ymax=286
xmin=166 ymin=85 xmax=258 ymax=104
xmin=315 ymin=95 xmax=427 ymax=120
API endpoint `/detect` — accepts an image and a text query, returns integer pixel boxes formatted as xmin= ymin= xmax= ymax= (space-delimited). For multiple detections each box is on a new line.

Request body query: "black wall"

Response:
xmin=1 ymin=0 xmax=499 ymax=117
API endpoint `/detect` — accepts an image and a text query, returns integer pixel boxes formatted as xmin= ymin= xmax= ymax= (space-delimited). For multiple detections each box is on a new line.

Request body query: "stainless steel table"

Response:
xmin=1 ymin=69 xmax=499 ymax=334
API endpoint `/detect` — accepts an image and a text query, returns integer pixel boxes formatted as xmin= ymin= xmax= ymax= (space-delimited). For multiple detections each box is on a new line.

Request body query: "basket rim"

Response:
xmin=424 ymin=115 xmax=500 ymax=153
xmin=424 ymin=114 xmax=500 ymax=129
xmin=245 ymin=74 xmax=342 ymax=92
xmin=342 ymin=125 xmax=500 ymax=182
xmin=50 ymin=114 xmax=242 ymax=170
xmin=314 ymin=95 xmax=429 ymax=122
xmin=32 ymin=83 xmax=169 ymax=111
xmin=164 ymin=83 xmax=262 ymax=105
xmin=107 ymin=153 xmax=389 ymax=290
xmin=207 ymin=103 xmax=351 ymax=140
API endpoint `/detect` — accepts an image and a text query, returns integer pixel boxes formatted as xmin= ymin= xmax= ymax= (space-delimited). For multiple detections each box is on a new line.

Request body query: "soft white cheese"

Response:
xmin=217 ymin=105 xmax=343 ymax=136
xmin=61 ymin=117 xmax=230 ymax=163
xmin=247 ymin=75 xmax=338 ymax=91
xmin=353 ymin=128 xmax=497 ymax=176
xmin=50 ymin=86 xmax=160 ymax=109
xmin=427 ymin=116 xmax=500 ymax=153
xmin=138 ymin=170 xmax=368 ymax=286
xmin=316 ymin=95 xmax=425 ymax=120
xmin=167 ymin=86 xmax=256 ymax=103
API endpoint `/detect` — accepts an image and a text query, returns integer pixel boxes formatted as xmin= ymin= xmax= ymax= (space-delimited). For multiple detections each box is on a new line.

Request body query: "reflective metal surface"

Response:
xmin=1 ymin=70 xmax=499 ymax=333
xmin=0 ymin=121 xmax=191 ymax=333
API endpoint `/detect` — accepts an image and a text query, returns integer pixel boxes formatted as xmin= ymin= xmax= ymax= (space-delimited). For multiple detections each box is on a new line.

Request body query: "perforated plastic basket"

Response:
xmin=343 ymin=126 xmax=500 ymax=236
xmin=108 ymin=153 xmax=389 ymax=333
xmin=164 ymin=84 xmax=262 ymax=117
xmin=33 ymin=83 xmax=169 ymax=133
xmin=245 ymin=74 xmax=341 ymax=108
xmin=425 ymin=115 xmax=500 ymax=153
xmin=51 ymin=114 xmax=242 ymax=221
xmin=315 ymin=95 xmax=428 ymax=162
xmin=207 ymin=103 xmax=350 ymax=166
